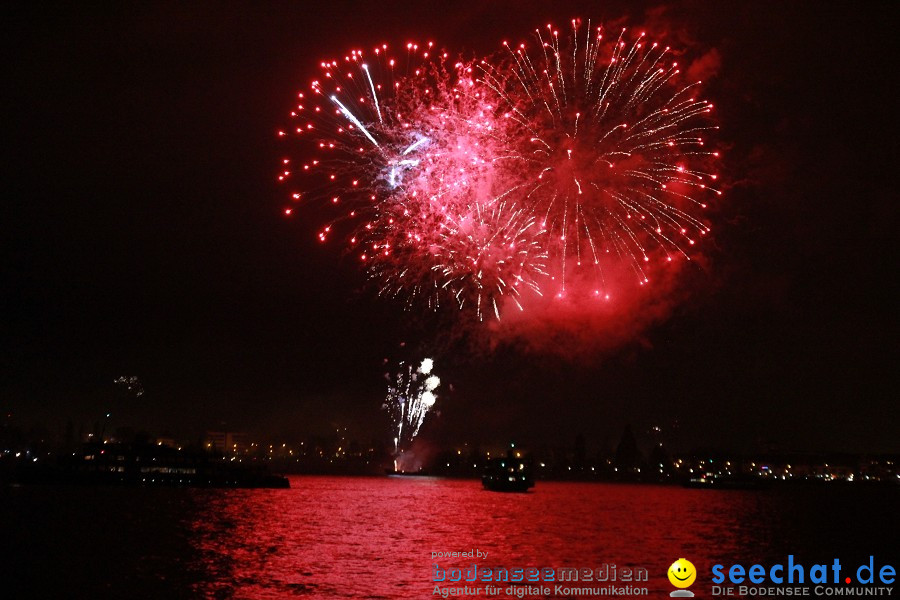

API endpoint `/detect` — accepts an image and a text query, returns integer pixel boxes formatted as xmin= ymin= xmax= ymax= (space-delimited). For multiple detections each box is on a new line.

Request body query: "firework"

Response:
xmin=114 ymin=375 xmax=144 ymax=397
xmin=477 ymin=20 xmax=720 ymax=298
xmin=279 ymin=22 xmax=721 ymax=319
xmin=279 ymin=41 xmax=552 ymax=320
xmin=383 ymin=358 xmax=440 ymax=454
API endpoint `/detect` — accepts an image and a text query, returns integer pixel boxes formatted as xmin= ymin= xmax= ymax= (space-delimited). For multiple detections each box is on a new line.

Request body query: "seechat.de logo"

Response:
xmin=668 ymin=558 xmax=697 ymax=597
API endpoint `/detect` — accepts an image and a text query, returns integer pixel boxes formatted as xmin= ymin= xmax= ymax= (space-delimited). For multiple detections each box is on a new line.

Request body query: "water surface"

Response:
xmin=3 ymin=477 xmax=897 ymax=598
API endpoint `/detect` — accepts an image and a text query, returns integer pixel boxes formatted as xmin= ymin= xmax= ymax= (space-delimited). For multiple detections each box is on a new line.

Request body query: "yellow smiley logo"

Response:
xmin=668 ymin=558 xmax=697 ymax=588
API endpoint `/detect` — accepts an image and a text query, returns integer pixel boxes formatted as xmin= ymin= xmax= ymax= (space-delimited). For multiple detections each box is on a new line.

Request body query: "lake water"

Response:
xmin=2 ymin=477 xmax=897 ymax=598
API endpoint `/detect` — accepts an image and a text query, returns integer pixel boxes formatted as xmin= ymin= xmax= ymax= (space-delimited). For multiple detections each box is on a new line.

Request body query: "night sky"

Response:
xmin=3 ymin=1 xmax=896 ymax=453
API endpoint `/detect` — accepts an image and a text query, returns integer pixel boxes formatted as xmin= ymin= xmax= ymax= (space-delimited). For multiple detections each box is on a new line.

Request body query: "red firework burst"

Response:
xmin=278 ymin=21 xmax=721 ymax=322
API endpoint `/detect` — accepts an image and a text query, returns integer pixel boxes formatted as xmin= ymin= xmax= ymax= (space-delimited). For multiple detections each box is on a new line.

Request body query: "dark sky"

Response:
xmin=2 ymin=1 xmax=896 ymax=453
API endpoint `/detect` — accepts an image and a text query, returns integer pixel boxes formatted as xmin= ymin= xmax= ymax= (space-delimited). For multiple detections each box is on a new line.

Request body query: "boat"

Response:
xmin=482 ymin=450 xmax=534 ymax=492
xmin=385 ymin=468 xmax=432 ymax=477
xmin=385 ymin=454 xmax=431 ymax=477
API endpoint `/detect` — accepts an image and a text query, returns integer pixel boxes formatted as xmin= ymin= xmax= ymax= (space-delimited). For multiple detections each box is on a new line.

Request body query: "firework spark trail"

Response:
xmin=279 ymin=40 xmax=549 ymax=320
xmin=383 ymin=358 xmax=440 ymax=453
xmin=278 ymin=21 xmax=721 ymax=321
xmin=477 ymin=21 xmax=721 ymax=300
xmin=114 ymin=375 xmax=144 ymax=398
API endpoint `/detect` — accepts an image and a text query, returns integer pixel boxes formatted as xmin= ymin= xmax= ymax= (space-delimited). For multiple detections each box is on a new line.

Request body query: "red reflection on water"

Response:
xmin=186 ymin=477 xmax=785 ymax=598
